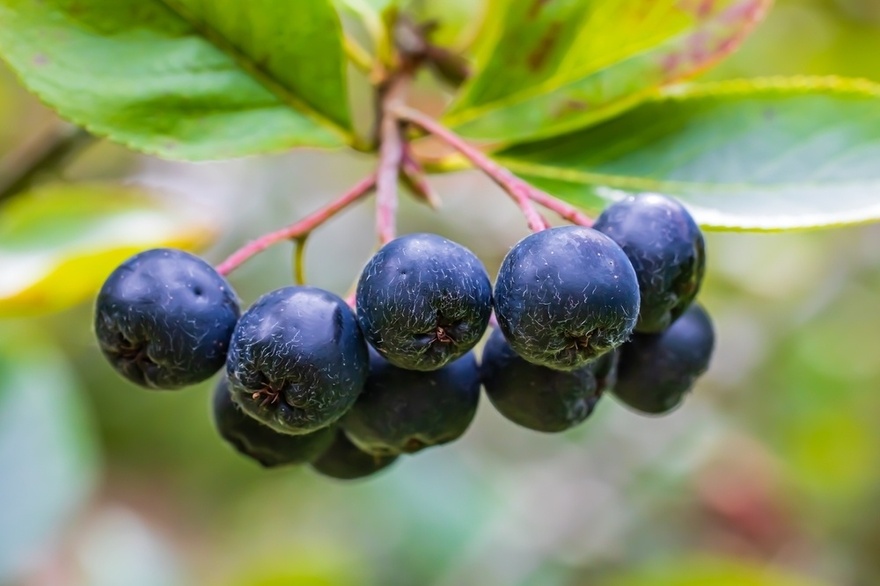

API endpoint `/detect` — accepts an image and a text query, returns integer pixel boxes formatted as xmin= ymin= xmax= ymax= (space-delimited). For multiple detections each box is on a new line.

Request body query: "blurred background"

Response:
xmin=2 ymin=1 xmax=880 ymax=585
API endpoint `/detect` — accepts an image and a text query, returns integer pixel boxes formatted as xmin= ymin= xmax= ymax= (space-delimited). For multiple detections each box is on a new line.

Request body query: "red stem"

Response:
xmin=401 ymin=144 xmax=440 ymax=209
xmin=529 ymin=189 xmax=594 ymax=227
xmin=393 ymin=105 xmax=549 ymax=232
xmin=375 ymin=113 xmax=403 ymax=245
xmin=215 ymin=174 xmax=377 ymax=276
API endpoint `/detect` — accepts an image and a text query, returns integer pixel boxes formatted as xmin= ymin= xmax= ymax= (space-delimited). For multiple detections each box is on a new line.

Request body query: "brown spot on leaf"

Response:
xmin=527 ymin=22 xmax=562 ymax=72
xmin=553 ymin=98 xmax=588 ymax=120
xmin=33 ymin=53 xmax=49 ymax=66
xmin=527 ymin=0 xmax=553 ymax=20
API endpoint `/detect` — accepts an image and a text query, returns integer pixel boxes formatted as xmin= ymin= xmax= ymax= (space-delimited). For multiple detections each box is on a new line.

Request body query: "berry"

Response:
xmin=310 ymin=429 xmax=398 ymax=480
xmin=612 ymin=303 xmax=715 ymax=415
xmin=342 ymin=347 xmax=480 ymax=455
xmin=481 ymin=328 xmax=602 ymax=432
xmin=226 ymin=286 xmax=369 ymax=435
xmin=591 ymin=349 xmax=619 ymax=395
xmin=212 ymin=378 xmax=335 ymax=467
xmin=356 ymin=233 xmax=492 ymax=371
xmin=593 ymin=194 xmax=705 ymax=333
xmin=493 ymin=226 xmax=640 ymax=370
xmin=94 ymin=248 xmax=240 ymax=389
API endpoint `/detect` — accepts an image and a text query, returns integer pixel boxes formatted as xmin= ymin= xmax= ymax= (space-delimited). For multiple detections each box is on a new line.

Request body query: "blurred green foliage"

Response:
xmin=2 ymin=1 xmax=880 ymax=585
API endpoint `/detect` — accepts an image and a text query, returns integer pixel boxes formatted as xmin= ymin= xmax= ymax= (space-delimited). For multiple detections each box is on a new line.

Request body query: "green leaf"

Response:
xmin=444 ymin=0 xmax=771 ymax=144
xmin=606 ymin=556 xmax=827 ymax=586
xmin=0 ymin=182 xmax=214 ymax=316
xmin=0 ymin=0 xmax=353 ymax=160
xmin=497 ymin=77 xmax=880 ymax=231
xmin=0 ymin=332 xmax=98 ymax=582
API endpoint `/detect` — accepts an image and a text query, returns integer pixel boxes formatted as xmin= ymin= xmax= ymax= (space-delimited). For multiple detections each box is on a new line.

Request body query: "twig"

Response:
xmin=374 ymin=73 xmax=411 ymax=245
xmin=343 ymin=35 xmax=376 ymax=74
xmin=216 ymin=173 xmax=377 ymax=276
xmin=393 ymin=105 xmax=549 ymax=232
xmin=401 ymin=144 xmax=440 ymax=209
xmin=529 ymin=189 xmax=594 ymax=227
xmin=0 ymin=123 xmax=94 ymax=202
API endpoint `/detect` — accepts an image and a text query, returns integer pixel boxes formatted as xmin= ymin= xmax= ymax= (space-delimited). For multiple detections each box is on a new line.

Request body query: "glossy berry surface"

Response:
xmin=94 ymin=248 xmax=240 ymax=389
xmin=212 ymin=378 xmax=335 ymax=468
xmin=613 ymin=303 xmax=715 ymax=415
xmin=593 ymin=194 xmax=705 ymax=333
xmin=480 ymin=328 xmax=601 ymax=433
xmin=310 ymin=429 xmax=398 ymax=480
xmin=226 ymin=286 xmax=369 ymax=435
xmin=356 ymin=233 xmax=492 ymax=371
xmin=494 ymin=226 xmax=640 ymax=371
xmin=342 ymin=347 xmax=480 ymax=455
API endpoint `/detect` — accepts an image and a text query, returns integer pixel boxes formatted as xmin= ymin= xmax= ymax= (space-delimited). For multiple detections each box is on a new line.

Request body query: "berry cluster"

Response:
xmin=94 ymin=194 xmax=714 ymax=481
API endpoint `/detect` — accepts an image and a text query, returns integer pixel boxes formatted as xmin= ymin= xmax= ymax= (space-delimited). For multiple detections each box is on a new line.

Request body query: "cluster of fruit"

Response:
xmin=94 ymin=194 xmax=714 ymax=480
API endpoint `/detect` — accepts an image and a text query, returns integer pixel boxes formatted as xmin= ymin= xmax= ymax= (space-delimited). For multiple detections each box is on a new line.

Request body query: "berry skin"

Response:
xmin=310 ymin=429 xmax=398 ymax=480
xmin=493 ymin=226 xmax=640 ymax=371
xmin=342 ymin=347 xmax=481 ymax=455
xmin=356 ymin=233 xmax=492 ymax=371
xmin=593 ymin=194 xmax=705 ymax=333
xmin=212 ymin=378 xmax=335 ymax=468
xmin=94 ymin=248 xmax=240 ymax=389
xmin=480 ymin=328 xmax=601 ymax=433
xmin=226 ymin=286 xmax=369 ymax=435
xmin=612 ymin=303 xmax=715 ymax=415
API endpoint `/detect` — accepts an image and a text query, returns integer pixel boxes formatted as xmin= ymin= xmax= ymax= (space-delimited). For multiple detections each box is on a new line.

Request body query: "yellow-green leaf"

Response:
xmin=497 ymin=77 xmax=880 ymax=231
xmin=0 ymin=183 xmax=213 ymax=317
xmin=444 ymin=0 xmax=771 ymax=145
xmin=0 ymin=0 xmax=353 ymax=160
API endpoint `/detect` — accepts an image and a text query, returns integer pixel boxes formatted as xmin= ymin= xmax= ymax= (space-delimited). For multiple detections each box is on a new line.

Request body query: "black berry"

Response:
xmin=481 ymin=328 xmax=602 ymax=433
xmin=226 ymin=286 xmax=369 ymax=435
xmin=493 ymin=226 xmax=640 ymax=370
xmin=310 ymin=429 xmax=398 ymax=480
xmin=94 ymin=248 xmax=240 ymax=389
xmin=212 ymin=377 xmax=335 ymax=467
xmin=613 ymin=303 xmax=715 ymax=415
xmin=593 ymin=194 xmax=705 ymax=333
xmin=356 ymin=233 xmax=492 ymax=371
xmin=342 ymin=347 xmax=481 ymax=455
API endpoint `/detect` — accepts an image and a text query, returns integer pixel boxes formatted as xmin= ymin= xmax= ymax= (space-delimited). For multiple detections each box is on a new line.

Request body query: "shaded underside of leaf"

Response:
xmin=497 ymin=77 xmax=880 ymax=231
xmin=0 ymin=183 xmax=213 ymax=316
xmin=0 ymin=0 xmax=353 ymax=160
xmin=444 ymin=0 xmax=771 ymax=145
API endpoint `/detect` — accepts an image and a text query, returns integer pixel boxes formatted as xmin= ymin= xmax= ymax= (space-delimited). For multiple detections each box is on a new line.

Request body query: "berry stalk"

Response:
xmin=374 ymin=73 xmax=412 ymax=245
xmin=392 ymin=105 xmax=548 ymax=232
xmin=215 ymin=173 xmax=377 ymax=276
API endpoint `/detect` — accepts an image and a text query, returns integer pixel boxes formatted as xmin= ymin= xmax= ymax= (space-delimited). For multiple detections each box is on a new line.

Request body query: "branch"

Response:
xmin=0 ymin=123 xmax=94 ymax=202
xmin=374 ymin=73 xmax=411 ymax=245
xmin=216 ymin=173 xmax=377 ymax=276
xmin=401 ymin=144 xmax=440 ymax=209
xmin=529 ymin=189 xmax=594 ymax=227
xmin=393 ymin=105 xmax=549 ymax=232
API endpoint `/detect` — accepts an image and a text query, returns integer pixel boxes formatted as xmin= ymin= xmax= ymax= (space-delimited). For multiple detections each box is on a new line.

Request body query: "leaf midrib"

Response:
xmin=158 ymin=0 xmax=352 ymax=143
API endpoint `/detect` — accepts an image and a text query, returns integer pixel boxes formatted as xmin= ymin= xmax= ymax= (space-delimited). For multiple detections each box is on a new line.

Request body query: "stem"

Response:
xmin=394 ymin=105 xmax=549 ymax=232
xmin=529 ymin=189 xmax=594 ymax=227
xmin=401 ymin=145 xmax=440 ymax=209
xmin=374 ymin=73 xmax=411 ymax=245
xmin=293 ymin=236 xmax=307 ymax=285
xmin=216 ymin=173 xmax=377 ymax=276
xmin=343 ymin=35 xmax=376 ymax=74
xmin=0 ymin=124 xmax=94 ymax=202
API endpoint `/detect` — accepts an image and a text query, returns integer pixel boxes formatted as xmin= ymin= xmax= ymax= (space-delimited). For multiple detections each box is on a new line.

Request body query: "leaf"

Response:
xmin=497 ymin=77 xmax=880 ymax=231
xmin=443 ymin=0 xmax=771 ymax=144
xmin=0 ymin=332 xmax=98 ymax=582
xmin=606 ymin=556 xmax=828 ymax=586
xmin=0 ymin=0 xmax=353 ymax=160
xmin=0 ymin=183 xmax=213 ymax=316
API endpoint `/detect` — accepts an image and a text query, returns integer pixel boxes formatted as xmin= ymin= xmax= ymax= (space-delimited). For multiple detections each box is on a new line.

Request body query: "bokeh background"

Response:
xmin=3 ymin=1 xmax=880 ymax=585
